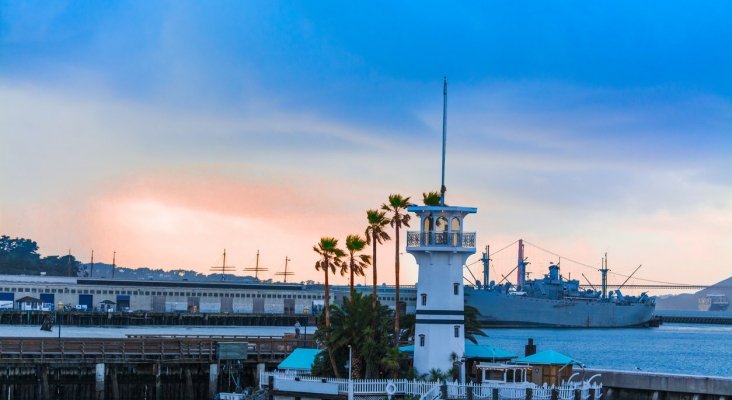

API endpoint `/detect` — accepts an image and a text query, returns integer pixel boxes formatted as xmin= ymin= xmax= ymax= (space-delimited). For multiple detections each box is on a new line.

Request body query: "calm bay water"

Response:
xmin=477 ymin=324 xmax=732 ymax=378
xmin=1 ymin=323 xmax=729 ymax=378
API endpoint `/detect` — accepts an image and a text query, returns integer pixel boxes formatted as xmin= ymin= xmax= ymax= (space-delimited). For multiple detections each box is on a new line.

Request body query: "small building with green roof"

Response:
xmin=514 ymin=349 xmax=583 ymax=385
xmin=277 ymin=348 xmax=320 ymax=374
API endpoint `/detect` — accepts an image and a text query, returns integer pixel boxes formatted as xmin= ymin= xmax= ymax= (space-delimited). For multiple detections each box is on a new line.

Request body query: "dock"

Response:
xmin=584 ymin=368 xmax=732 ymax=400
xmin=0 ymin=335 xmax=311 ymax=399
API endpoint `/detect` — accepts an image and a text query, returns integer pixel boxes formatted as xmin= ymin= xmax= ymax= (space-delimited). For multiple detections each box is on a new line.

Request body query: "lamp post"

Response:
xmin=56 ymin=302 xmax=63 ymax=340
xmin=303 ymin=307 xmax=309 ymax=348
xmin=348 ymin=345 xmax=353 ymax=400
xmin=460 ymin=356 xmax=466 ymax=384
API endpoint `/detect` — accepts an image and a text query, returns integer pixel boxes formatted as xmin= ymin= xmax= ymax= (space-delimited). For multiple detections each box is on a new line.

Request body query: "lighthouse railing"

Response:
xmin=406 ymin=231 xmax=476 ymax=249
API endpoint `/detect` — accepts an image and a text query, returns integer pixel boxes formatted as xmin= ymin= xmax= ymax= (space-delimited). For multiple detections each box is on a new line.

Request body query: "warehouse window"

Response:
xmin=454 ymin=325 xmax=460 ymax=338
xmin=419 ymin=335 xmax=425 ymax=347
xmin=421 ymin=294 xmax=427 ymax=306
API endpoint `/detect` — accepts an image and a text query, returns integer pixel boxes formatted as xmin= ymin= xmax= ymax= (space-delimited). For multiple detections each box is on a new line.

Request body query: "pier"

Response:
xmin=585 ymin=368 xmax=732 ymax=400
xmin=0 ymin=310 xmax=311 ymax=327
xmin=655 ymin=312 xmax=732 ymax=325
xmin=0 ymin=335 xmax=310 ymax=400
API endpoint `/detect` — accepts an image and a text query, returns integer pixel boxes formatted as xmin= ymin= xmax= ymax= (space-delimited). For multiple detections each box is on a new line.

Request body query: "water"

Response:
xmin=477 ymin=324 xmax=732 ymax=378
xmin=1 ymin=323 xmax=729 ymax=378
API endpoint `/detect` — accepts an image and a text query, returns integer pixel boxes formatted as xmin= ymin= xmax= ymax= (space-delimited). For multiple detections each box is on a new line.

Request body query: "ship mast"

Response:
xmin=517 ymin=239 xmax=526 ymax=289
xmin=601 ymin=253 xmax=609 ymax=299
xmin=275 ymin=257 xmax=293 ymax=283
xmin=244 ymin=250 xmax=268 ymax=280
xmin=210 ymin=249 xmax=237 ymax=281
xmin=481 ymin=245 xmax=490 ymax=289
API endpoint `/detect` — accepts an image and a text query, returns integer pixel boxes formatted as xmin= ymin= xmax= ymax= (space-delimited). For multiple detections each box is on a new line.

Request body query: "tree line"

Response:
xmin=0 ymin=235 xmax=81 ymax=277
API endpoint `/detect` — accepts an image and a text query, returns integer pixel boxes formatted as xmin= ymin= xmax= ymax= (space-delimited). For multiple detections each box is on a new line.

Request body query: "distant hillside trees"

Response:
xmin=0 ymin=235 xmax=80 ymax=277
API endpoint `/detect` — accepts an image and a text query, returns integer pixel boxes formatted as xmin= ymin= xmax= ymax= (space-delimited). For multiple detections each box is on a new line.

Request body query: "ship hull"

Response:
xmin=466 ymin=289 xmax=656 ymax=328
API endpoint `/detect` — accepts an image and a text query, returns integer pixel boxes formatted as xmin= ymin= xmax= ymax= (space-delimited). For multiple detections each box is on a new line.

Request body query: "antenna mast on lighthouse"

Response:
xmin=440 ymin=77 xmax=448 ymax=206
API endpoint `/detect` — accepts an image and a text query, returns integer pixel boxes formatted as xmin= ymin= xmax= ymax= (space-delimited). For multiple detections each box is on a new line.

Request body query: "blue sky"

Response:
xmin=1 ymin=1 xmax=730 ymax=288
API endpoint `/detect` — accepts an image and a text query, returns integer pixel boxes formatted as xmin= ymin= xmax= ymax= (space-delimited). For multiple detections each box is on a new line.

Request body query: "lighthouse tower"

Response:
xmin=406 ymin=78 xmax=477 ymax=374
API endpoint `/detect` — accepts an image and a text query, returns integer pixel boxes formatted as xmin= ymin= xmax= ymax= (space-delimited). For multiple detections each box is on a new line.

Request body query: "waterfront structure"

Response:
xmin=406 ymin=78 xmax=478 ymax=374
xmin=0 ymin=274 xmax=417 ymax=315
xmin=406 ymin=204 xmax=477 ymax=374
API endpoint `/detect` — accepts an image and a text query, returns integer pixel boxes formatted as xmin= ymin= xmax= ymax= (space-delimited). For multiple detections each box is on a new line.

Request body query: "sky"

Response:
xmin=1 ymin=1 xmax=730 ymax=292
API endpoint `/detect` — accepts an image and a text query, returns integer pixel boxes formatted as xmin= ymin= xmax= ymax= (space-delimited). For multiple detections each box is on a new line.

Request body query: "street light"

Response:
xmin=303 ymin=307 xmax=310 ymax=348
xmin=56 ymin=302 xmax=63 ymax=340
xmin=348 ymin=345 xmax=353 ymax=400
xmin=460 ymin=356 xmax=466 ymax=384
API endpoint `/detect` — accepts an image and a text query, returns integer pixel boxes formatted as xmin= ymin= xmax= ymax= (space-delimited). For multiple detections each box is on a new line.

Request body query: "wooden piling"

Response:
xmin=95 ymin=363 xmax=105 ymax=400
xmin=209 ymin=363 xmax=219 ymax=400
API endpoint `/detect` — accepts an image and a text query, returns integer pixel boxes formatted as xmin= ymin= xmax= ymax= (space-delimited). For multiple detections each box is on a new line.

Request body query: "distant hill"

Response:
xmin=656 ymin=276 xmax=732 ymax=311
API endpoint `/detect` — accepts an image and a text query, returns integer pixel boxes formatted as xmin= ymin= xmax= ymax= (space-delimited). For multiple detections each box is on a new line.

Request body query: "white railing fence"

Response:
xmin=260 ymin=371 xmax=603 ymax=399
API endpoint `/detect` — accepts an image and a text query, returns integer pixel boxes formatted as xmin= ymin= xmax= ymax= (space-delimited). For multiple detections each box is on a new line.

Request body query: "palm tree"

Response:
xmin=464 ymin=304 xmax=487 ymax=344
xmin=312 ymin=292 xmax=395 ymax=379
xmin=382 ymin=194 xmax=411 ymax=341
xmin=313 ymin=237 xmax=345 ymax=328
xmin=365 ymin=209 xmax=390 ymax=310
xmin=381 ymin=346 xmax=403 ymax=379
xmin=422 ymin=191 xmax=441 ymax=206
xmin=344 ymin=234 xmax=371 ymax=297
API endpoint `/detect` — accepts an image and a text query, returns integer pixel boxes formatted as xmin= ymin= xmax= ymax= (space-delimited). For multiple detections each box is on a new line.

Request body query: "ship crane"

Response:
xmin=617 ymin=264 xmax=643 ymax=292
xmin=582 ymin=274 xmax=598 ymax=292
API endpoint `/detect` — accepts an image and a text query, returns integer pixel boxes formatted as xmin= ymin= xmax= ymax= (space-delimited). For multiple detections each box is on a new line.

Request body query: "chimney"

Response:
xmin=525 ymin=338 xmax=537 ymax=357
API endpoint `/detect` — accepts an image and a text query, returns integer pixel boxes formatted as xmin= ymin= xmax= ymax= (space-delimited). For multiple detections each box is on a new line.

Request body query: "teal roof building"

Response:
xmin=277 ymin=348 xmax=320 ymax=372
xmin=514 ymin=349 xmax=583 ymax=366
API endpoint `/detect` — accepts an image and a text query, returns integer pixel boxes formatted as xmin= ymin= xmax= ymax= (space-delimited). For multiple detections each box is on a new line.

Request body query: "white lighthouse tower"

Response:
xmin=407 ymin=78 xmax=477 ymax=374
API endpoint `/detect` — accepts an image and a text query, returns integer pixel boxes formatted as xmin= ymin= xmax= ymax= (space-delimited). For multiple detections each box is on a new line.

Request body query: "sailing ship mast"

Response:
xmin=244 ymin=250 xmax=268 ymax=280
xmin=275 ymin=257 xmax=293 ymax=283
xmin=210 ymin=249 xmax=237 ymax=281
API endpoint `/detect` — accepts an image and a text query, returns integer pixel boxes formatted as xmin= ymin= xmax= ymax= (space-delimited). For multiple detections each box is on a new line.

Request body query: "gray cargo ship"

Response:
xmin=465 ymin=240 xmax=656 ymax=328
xmin=698 ymin=294 xmax=730 ymax=311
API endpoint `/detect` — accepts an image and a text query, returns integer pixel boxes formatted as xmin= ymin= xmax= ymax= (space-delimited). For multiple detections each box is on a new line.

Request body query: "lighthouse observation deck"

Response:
xmin=405 ymin=204 xmax=477 ymax=253
xmin=406 ymin=231 xmax=476 ymax=250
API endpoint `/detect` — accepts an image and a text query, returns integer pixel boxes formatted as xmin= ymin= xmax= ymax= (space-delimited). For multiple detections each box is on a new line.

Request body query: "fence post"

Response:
xmin=574 ymin=388 xmax=581 ymax=400
xmin=268 ymin=375 xmax=274 ymax=400
xmin=492 ymin=387 xmax=499 ymax=400
xmin=440 ymin=382 xmax=447 ymax=399
xmin=466 ymin=385 xmax=474 ymax=400
xmin=525 ymin=387 xmax=533 ymax=400
xmin=551 ymin=387 xmax=559 ymax=400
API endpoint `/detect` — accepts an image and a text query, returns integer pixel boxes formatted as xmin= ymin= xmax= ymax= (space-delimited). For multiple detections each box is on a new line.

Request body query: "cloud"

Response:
xmin=1 ymin=54 xmax=730 ymax=289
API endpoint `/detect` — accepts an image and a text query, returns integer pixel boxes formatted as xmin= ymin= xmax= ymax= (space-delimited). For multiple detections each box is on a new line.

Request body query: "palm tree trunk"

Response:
xmin=349 ymin=258 xmax=355 ymax=297
xmin=324 ymin=263 xmax=341 ymax=378
xmin=371 ymin=232 xmax=377 ymax=306
xmin=394 ymin=224 xmax=400 ymax=344
xmin=352 ymin=354 xmax=363 ymax=379
xmin=371 ymin=231 xmax=377 ymax=329
xmin=324 ymin=263 xmax=331 ymax=327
